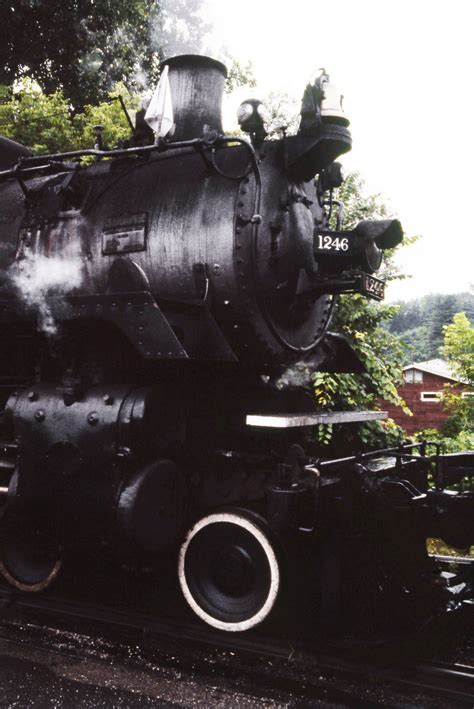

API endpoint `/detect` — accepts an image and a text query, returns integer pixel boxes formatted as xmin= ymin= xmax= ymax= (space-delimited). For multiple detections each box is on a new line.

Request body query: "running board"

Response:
xmin=246 ymin=411 xmax=387 ymax=428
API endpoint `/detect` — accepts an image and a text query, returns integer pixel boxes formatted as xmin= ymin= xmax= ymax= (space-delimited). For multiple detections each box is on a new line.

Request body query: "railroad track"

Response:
xmin=0 ymin=577 xmax=473 ymax=706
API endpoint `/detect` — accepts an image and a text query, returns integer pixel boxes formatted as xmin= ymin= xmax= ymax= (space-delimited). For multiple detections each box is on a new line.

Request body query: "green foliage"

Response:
xmin=0 ymin=1 xmax=154 ymax=109
xmin=312 ymin=295 xmax=408 ymax=450
xmin=410 ymin=314 xmax=474 ymax=494
xmin=0 ymin=78 xmax=77 ymax=154
xmin=311 ymin=172 xmax=411 ymax=451
xmin=387 ymin=291 xmax=474 ymax=363
xmin=74 ymin=84 xmax=139 ymax=152
xmin=0 ymin=78 xmax=138 ymax=155
xmin=333 ymin=172 xmax=390 ymax=226
xmin=224 ymin=59 xmax=256 ymax=94
xmin=412 ymin=427 xmax=474 ymax=495
xmin=413 ymin=427 xmax=474 ymax=454
xmin=442 ymin=312 xmax=474 ymax=385
xmin=440 ymin=312 xmax=474 ymax=433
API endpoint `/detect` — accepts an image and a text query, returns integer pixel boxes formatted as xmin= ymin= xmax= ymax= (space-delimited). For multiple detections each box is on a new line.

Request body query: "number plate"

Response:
xmin=360 ymin=273 xmax=385 ymax=301
xmin=314 ymin=231 xmax=351 ymax=255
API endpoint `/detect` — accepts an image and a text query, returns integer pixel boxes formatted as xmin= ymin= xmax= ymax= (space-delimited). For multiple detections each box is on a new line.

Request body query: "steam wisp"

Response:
xmin=9 ymin=253 xmax=84 ymax=336
xmin=150 ymin=0 xmax=221 ymax=62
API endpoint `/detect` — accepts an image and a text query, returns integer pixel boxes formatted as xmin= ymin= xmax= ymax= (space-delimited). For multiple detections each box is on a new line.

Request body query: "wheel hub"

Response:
xmin=211 ymin=544 xmax=254 ymax=597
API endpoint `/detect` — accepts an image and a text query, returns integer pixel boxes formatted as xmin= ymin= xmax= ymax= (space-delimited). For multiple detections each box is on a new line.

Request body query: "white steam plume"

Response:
xmin=149 ymin=0 xmax=224 ymax=61
xmin=9 ymin=253 xmax=84 ymax=336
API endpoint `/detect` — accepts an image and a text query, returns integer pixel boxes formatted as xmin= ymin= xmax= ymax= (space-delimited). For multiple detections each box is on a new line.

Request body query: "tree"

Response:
xmin=0 ymin=78 xmax=138 ymax=155
xmin=225 ymin=59 xmax=256 ymax=95
xmin=0 ymin=78 xmax=76 ymax=154
xmin=440 ymin=312 xmax=474 ymax=435
xmin=0 ymin=1 xmax=154 ymax=109
xmin=387 ymin=291 xmax=474 ymax=363
xmin=260 ymin=91 xmax=300 ymax=138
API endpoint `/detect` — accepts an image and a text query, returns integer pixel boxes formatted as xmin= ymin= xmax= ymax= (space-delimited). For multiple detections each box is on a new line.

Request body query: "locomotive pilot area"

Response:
xmin=0 ymin=6 xmax=473 ymax=708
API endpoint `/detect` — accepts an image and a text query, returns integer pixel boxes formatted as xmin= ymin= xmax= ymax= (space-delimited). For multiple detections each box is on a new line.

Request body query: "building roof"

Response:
xmin=403 ymin=358 xmax=463 ymax=382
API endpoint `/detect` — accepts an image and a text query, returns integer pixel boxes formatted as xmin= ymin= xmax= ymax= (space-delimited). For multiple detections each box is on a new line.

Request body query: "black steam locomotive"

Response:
xmin=0 ymin=55 xmax=471 ymax=633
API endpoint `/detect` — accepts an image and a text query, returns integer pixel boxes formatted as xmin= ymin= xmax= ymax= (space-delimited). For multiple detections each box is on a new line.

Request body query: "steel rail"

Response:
xmin=0 ymin=584 xmax=472 ymax=704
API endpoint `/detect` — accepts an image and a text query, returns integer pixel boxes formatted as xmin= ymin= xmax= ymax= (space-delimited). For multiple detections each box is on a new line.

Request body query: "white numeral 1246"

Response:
xmin=317 ymin=235 xmax=349 ymax=252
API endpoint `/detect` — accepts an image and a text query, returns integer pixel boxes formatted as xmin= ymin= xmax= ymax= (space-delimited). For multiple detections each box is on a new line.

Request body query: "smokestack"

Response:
xmin=162 ymin=55 xmax=227 ymax=140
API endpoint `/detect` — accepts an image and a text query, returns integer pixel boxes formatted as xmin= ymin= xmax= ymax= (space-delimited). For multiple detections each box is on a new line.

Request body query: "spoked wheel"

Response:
xmin=178 ymin=510 xmax=280 ymax=632
xmin=0 ymin=528 xmax=63 ymax=592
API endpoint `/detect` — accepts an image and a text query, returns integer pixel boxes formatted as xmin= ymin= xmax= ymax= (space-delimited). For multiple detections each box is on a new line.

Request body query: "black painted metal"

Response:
xmin=0 ymin=54 xmax=471 ymax=634
xmin=162 ymin=55 xmax=227 ymax=140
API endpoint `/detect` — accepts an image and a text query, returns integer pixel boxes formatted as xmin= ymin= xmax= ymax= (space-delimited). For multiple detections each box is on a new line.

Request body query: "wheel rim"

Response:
xmin=0 ymin=530 xmax=62 ymax=592
xmin=178 ymin=512 xmax=280 ymax=632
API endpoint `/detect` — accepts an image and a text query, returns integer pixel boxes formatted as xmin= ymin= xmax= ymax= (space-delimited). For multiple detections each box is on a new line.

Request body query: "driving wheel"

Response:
xmin=0 ymin=528 xmax=63 ymax=592
xmin=178 ymin=510 xmax=280 ymax=632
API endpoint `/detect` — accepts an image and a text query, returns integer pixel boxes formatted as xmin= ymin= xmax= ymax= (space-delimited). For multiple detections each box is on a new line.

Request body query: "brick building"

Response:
xmin=382 ymin=359 xmax=471 ymax=435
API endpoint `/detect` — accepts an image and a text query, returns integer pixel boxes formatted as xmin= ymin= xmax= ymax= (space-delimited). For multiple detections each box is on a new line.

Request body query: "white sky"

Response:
xmin=207 ymin=0 xmax=474 ymax=301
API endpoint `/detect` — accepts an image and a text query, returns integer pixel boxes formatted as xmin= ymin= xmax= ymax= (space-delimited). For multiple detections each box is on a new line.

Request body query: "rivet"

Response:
xmin=35 ymin=409 xmax=45 ymax=422
xmin=27 ymin=391 xmax=38 ymax=402
xmin=87 ymin=412 xmax=99 ymax=425
xmin=103 ymin=394 xmax=114 ymax=405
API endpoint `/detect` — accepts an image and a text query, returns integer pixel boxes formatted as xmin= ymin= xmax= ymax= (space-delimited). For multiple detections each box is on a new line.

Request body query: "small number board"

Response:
xmin=102 ymin=212 xmax=148 ymax=255
xmin=361 ymin=273 xmax=385 ymax=301
xmin=314 ymin=231 xmax=351 ymax=255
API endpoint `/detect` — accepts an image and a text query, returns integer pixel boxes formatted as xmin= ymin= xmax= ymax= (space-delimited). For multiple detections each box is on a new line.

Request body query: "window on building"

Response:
xmin=404 ymin=369 xmax=423 ymax=383
xmin=420 ymin=391 xmax=441 ymax=402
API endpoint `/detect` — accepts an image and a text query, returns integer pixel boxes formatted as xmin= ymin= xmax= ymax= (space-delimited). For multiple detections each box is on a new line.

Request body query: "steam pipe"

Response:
xmin=0 ymin=136 xmax=258 ymax=183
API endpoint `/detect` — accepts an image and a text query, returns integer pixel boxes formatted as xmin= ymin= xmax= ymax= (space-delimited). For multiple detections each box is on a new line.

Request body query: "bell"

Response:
xmin=310 ymin=70 xmax=349 ymax=126
xmin=320 ymin=78 xmax=349 ymax=126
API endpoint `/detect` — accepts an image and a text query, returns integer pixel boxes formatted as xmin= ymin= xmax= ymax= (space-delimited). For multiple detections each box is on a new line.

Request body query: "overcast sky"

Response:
xmin=206 ymin=0 xmax=473 ymax=301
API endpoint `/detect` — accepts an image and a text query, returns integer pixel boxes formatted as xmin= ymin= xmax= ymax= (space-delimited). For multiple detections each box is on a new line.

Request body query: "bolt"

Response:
xmin=87 ymin=412 xmax=99 ymax=425
xmin=27 ymin=391 xmax=38 ymax=402
xmin=35 ymin=409 xmax=45 ymax=422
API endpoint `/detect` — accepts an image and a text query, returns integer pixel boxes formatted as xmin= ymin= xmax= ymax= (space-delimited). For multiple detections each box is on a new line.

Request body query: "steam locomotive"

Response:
xmin=0 ymin=55 xmax=471 ymax=633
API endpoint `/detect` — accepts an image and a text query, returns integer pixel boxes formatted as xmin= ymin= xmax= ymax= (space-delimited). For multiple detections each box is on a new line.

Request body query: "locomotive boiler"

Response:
xmin=0 ymin=55 xmax=471 ymax=633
